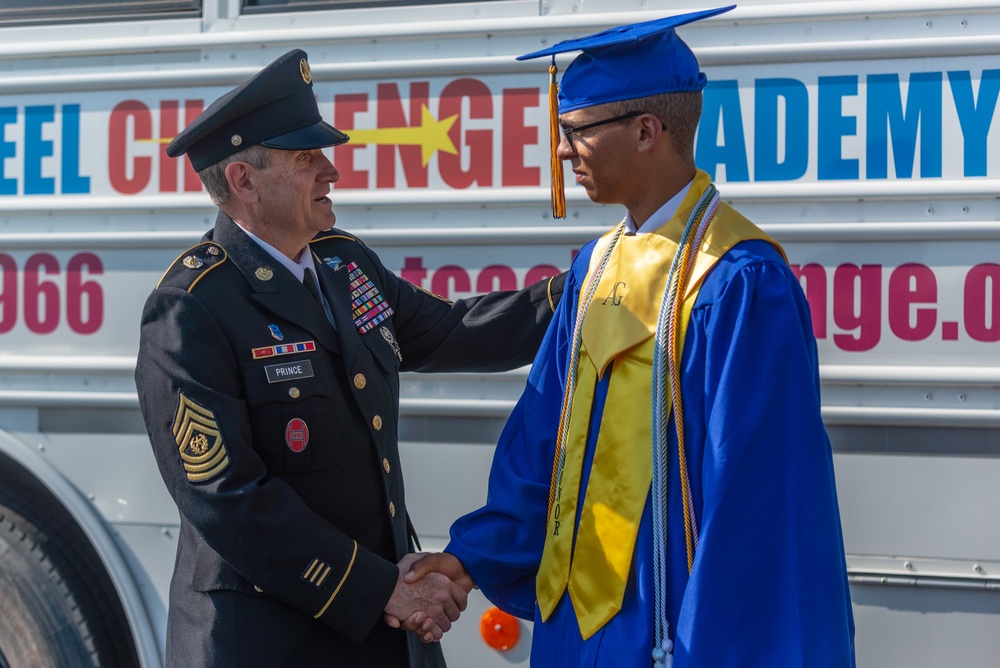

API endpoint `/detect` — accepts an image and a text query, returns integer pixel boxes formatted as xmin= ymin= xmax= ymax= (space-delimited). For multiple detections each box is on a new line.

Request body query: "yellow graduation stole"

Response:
xmin=536 ymin=172 xmax=784 ymax=639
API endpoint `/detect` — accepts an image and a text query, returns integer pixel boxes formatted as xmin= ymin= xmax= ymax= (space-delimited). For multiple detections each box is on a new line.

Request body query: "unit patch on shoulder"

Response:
xmin=301 ymin=558 xmax=333 ymax=588
xmin=172 ymin=393 xmax=230 ymax=483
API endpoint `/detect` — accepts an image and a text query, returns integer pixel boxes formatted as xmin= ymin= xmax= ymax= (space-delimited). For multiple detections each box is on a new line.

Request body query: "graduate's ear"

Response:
xmin=637 ymin=113 xmax=666 ymax=153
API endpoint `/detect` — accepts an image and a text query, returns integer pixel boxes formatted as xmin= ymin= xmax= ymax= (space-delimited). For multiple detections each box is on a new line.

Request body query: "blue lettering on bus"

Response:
xmin=949 ymin=69 xmax=1000 ymax=178
xmin=61 ymin=104 xmax=90 ymax=194
xmin=25 ymin=105 xmax=55 ymax=195
xmin=817 ymin=75 xmax=860 ymax=180
xmin=697 ymin=79 xmax=750 ymax=182
xmin=0 ymin=107 xmax=15 ymax=195
xmin=867 ymin=72 xmax=942 ymax=179
xmin=754 ymin=78 xmax=809 ymax=181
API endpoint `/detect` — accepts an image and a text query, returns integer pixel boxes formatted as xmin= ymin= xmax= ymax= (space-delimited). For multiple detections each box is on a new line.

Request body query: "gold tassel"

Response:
xmin=548 ymin=60 xmax=567 ymax=219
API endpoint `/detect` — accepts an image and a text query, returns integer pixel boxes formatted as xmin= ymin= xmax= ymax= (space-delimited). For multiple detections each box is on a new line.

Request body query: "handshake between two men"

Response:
xmin=384 ymin=552 xmax=473 ymax=643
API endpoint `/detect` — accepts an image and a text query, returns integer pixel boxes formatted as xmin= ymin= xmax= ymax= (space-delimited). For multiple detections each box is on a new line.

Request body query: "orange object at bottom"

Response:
xmin=479 ymin=606 xmax=521 ymax=652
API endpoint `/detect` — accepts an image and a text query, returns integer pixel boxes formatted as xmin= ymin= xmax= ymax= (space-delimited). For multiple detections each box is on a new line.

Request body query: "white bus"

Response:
xmin=1 ymin=1 xmax=999 ymax=666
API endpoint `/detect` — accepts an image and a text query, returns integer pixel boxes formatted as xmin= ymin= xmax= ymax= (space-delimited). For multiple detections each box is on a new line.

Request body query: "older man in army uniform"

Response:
xmin=134 ymin=49 xmax=563 ymax=667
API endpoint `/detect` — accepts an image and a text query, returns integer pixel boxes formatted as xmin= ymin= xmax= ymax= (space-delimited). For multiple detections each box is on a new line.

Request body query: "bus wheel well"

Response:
xmin=0 ymin=454 xmax=140 ymax=668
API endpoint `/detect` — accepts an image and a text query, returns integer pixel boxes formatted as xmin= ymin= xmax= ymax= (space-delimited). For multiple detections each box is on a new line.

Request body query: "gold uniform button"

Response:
xmin=372 ymin=415 xmax=382 ymax=431
xmin=389 ymin=501 xmax=396 ymax=517
xmin=288 ymin=387 xmax=300 ymax=399
xmin=354 ymin=373 xmax=367 ymax=390
xmin=382 ymin=458 xmax=390 ymax=473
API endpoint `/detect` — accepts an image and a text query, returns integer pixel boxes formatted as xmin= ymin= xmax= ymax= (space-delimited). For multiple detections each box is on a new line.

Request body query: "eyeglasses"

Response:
xmin=560 ymin=110 xmax=660 ymax=142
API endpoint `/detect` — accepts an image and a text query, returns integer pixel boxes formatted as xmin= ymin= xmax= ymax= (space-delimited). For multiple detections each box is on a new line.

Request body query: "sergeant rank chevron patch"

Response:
xmin=172 ymin=392 xmax=230 ymax=483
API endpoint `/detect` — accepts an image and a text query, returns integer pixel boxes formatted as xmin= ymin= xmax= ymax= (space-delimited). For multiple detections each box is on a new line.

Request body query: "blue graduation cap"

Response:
xmin=518 ymin=6 xmax=735 ymax=217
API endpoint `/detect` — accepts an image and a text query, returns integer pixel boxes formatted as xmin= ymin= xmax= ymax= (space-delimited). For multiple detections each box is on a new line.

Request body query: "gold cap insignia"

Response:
xmin=299 ymin=58 xmax=312 ymax=84
xmin=182 ymin=255 xmax=203 ymax=270
xmin=255 ymin=266 xmax=274 ymax=281
xmin=231 ymin=134 xmax=243 ymax=146
xmin=172 ymin=393 xmax=229 ymax=483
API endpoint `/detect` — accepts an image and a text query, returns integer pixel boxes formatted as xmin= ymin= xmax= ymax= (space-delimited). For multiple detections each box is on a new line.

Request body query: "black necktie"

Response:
xmin=303 ymin=267 xmax=322 ymax=304
xmin=304 ymin=267 xmax=337 ymax=330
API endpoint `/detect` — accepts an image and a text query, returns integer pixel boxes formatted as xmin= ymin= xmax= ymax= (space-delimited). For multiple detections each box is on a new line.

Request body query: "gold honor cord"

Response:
xmin=548 ymin=60 xmax=567 ymax=219
xmin=668 ymin=196 xmax=719 ymax=573
xmin=649 ymin=185 xmax=718 ymax=668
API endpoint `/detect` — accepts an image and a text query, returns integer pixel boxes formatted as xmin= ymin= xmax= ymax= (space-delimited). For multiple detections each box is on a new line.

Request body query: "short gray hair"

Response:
xmin=197 ymin=144 xmax=274 ymax=206
xmin=611 ymin=91 xmax=702 ymax=156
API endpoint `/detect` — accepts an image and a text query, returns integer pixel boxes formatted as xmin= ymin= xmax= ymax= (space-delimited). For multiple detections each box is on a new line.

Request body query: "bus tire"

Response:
xmin=0 ymin=471 xmax=139 ymax=668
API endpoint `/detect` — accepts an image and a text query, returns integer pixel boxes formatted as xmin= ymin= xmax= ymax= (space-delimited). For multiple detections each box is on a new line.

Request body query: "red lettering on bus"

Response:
xmin=0 ymin=252 xmax=106 ymax=334
xmin=376 ymin=82 xmax=429 ymax=188
xmin=401 ymin=257 xmax=428 ymax=288
xmin=502 ymin=88 xmax=540 ymax=187
xmin=964 ymin=263 xmax=1000 ymax=342
xmin=23 ymin=253 xmax=60 ymax=334
xmin=833 ymin=264 xmax=882 ymax=352
xmin=66 ymin=253 xmax=104 ymax=335
xmin=440 ymin=78 xmax=493 ymax=189
xmin=888 ymin=263 xmax=936 ymax=341
xmin=109 ymin=100 xmax=152 ymax=194
xmin=159 ymin=100 xmax=180 ymax=193
xmin=525 ymin=264 xmax=561 ymax=285
xmin=431 ymin=265 xmax=471 ymax=299
xmin=791 ymin=263 xmax=827 ymax=338
xmin=0 ymin=254 xmax=16 ymax=333
xmin=477 ymin=265 xmax=517 ymax=292
xmin=333 ymin=93 xmax=370 ymax=189
xmin=183 ymin=100 xmax=204 ymax=191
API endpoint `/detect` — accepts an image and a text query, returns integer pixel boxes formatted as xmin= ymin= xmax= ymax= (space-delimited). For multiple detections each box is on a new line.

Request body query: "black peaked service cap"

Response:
xmin=166 ymin=49 xmax=349 ymax=172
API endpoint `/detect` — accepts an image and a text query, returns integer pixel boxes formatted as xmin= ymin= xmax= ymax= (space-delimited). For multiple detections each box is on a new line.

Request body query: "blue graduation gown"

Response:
xmin=447 ymin=237 xmax=856 ymax=667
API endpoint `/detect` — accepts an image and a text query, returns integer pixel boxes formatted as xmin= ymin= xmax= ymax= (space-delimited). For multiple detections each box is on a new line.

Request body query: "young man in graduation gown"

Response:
xmin=405 ymin=6 xmax=856 ymax=666
xmin=134 ymin=49 xmax=564 ymax=667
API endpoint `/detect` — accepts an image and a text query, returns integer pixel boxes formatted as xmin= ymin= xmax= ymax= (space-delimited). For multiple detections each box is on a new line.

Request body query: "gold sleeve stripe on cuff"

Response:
xmin=314 ymin=540 xmax=358 ymax=619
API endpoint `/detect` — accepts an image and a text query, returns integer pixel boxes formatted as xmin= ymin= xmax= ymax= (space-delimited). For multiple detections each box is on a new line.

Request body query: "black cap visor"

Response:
xmin=261 ymin=120 xmax=350 ymax=151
